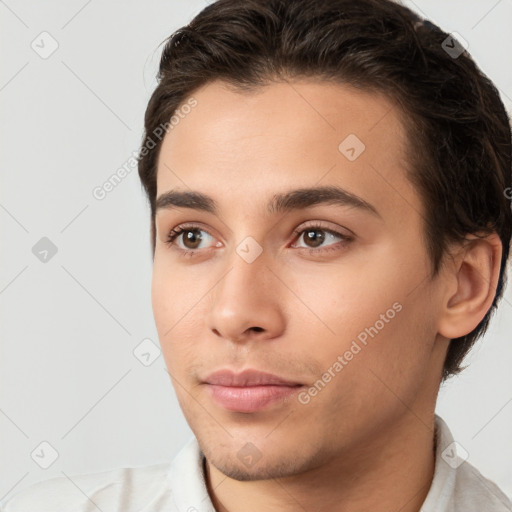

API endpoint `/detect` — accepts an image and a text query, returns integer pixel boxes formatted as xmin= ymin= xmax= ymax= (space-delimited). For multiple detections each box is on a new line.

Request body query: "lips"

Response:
xmin=203 ymin=368 xmax=302 ymax=387
xmin=202 ymin=368 xmax=303 ymax=413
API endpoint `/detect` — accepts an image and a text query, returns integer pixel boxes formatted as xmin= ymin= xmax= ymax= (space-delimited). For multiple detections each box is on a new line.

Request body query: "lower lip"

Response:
xmin=205 ymin=384 xmax=302 ymax=412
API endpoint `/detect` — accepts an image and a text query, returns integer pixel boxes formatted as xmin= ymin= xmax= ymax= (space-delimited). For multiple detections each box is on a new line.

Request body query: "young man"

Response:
xmin=2 ymin=0 xmax=511 ymax=511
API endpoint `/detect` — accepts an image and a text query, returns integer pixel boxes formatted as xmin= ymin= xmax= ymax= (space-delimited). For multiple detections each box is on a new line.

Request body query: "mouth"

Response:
xmin=202 ymin=368 xmax=304 ymax=413
xmin=205 ymin=384 xmax=303 ymax=413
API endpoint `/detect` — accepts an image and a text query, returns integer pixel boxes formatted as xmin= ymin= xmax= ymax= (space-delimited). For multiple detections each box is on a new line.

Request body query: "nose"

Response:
xmin=206 ymin=248 xmax=286 ymax=344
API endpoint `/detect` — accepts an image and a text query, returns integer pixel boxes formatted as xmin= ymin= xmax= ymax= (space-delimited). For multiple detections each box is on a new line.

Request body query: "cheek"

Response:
xmin=151 ymin=253 xmax=203 ymax=330
xmin=285 ymin=263 xmax=395 ymax=351
xmin=345 ymin=302 xmax=435 ymax=419
xmin=151 ymin=257 xmax=213 ymax=377
xmin=151 ymin=260 xmax=172 ymax=334
xmin=290 ymin=259 xmax=435 ymax=402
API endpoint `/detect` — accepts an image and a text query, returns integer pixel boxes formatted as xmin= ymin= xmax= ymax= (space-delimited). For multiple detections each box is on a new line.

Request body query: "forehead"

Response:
xmin=156 ymin=79 xmax=419 ymax=220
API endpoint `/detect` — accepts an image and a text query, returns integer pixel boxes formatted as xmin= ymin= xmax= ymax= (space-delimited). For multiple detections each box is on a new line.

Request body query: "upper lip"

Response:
xmin=203 ymin=369 xmax=302 ymax=387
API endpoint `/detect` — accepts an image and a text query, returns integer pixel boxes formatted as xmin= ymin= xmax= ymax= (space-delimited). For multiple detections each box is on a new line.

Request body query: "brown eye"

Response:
xmin=181 ymin=229 xmax=203 ymax=249
xmin=303 ymin=229 xmax=325 ymax=248
xmin=292 ymin=224 xmax=352 ymax=252
xmin=166 ymin=225 xmax=216 ymax=251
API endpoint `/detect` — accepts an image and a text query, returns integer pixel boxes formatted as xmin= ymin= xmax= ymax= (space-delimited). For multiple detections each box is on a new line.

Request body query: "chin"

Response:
xmin=209 ymin=458 xmax=303 ymax=481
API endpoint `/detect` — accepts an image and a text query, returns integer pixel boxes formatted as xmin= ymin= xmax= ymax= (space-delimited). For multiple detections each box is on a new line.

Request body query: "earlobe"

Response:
xmin=437 ymin=232 xmax=502 ymax=340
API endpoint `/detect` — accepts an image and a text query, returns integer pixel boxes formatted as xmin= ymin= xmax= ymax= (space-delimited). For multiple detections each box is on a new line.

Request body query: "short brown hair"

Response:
xmin=138 ymin=0 xmax=512 ymax=381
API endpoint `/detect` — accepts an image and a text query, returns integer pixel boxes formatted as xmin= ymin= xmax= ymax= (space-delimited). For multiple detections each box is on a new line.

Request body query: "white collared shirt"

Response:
xmin=2 ymin=415 xmax=510 ymax=511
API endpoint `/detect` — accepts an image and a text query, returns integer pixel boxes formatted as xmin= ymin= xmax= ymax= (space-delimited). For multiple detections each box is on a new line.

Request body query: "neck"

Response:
xmin=204 ymin=412 xmax=437 ymax=512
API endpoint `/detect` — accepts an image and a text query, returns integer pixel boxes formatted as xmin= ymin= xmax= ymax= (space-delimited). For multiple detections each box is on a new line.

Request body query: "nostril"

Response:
xmin=250 ymin=327 xmax=264 ymax=333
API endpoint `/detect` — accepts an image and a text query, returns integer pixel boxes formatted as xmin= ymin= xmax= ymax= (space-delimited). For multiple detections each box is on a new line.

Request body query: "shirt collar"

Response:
xmin=165 ymin=435 xmax=216 ymax=512
xmin=420 ymin=413 xmax=457 ymax=511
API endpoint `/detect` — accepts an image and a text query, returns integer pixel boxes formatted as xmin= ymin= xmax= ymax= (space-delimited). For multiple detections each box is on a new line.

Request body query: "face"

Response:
xmin=152 ymin=79 xmax=449 ymax=480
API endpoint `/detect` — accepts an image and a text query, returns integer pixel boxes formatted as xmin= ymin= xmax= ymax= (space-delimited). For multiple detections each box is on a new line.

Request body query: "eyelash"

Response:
xmin=165 ymin=222 xmax=353 ymax=257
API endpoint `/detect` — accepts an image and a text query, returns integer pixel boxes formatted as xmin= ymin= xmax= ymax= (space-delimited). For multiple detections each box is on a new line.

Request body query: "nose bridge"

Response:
xmin=224 ymin=245 xmax=268 ymax=301
xmin=207 ymin=243 xmax=284 ymax=341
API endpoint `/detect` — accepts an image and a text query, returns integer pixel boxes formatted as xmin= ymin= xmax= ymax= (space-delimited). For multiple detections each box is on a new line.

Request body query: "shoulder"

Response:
xmin=422 ymin=415 xmax=511 ymax=512
xmin=0 ymin=462 xmax=171 ymax=512
xmin=453 ymin=460 xmax=512 ymax=511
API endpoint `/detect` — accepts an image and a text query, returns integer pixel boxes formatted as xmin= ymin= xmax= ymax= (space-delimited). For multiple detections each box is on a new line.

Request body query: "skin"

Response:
xmin=151 ymin=79 xmax=502 ymax=512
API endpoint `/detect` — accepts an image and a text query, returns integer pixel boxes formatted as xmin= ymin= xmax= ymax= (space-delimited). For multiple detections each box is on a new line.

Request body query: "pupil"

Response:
xmin=305 ymin=229 xmax=324 ymax=247
xmin=184 ymin=229 xmax=202 ymax=249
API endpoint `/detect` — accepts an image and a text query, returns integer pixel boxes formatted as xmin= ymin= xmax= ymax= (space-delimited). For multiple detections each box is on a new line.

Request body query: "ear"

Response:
xmin=437 ymin=232 xmax=502 ymax=340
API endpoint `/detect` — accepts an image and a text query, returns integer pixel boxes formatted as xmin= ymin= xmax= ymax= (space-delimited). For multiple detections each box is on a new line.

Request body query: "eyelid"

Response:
xmin=292 ymin=219 xmax=353 ymax=236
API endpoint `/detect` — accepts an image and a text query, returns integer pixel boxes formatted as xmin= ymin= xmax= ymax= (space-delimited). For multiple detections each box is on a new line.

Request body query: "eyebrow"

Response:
xmin=154 ymin=185 xmax=381 ymax=218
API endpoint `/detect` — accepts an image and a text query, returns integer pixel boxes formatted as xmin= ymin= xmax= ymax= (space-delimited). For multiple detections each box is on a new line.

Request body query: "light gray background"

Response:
xmin=1 ymin=0 xmax=511 ymax=503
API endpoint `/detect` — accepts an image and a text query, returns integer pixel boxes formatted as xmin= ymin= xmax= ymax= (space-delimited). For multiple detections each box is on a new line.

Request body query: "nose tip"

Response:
xmin=211 ymin=318 xmax=268 ymax=343
xmin=207 ymin=261 xmax=285 ymax=344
